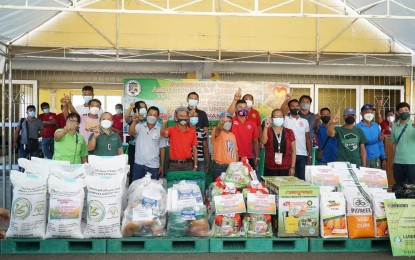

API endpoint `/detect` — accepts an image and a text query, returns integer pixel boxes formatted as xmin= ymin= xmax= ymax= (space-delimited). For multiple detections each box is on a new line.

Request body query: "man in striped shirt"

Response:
xmin=189 ymin=109 xmax=210 ymax=173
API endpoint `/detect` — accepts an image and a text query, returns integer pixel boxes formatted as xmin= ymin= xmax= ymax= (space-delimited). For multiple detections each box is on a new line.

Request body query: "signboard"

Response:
xmin=214 ymin=194 xmax=246 ymax=215
xmin=385 ymin=199 xmax=415 ymax=256
xmin=123 ymin=78 xmax=289 ymax=120
xmin=247 ymin=193 xmax=276 ymax=214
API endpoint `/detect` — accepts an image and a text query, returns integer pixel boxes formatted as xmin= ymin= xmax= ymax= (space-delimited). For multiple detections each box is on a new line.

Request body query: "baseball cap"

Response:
xmin=219 ymin=112 xmax=233 ymax=119
xmin=361 ymin=104 xmax=376 ymax=112
xmin=344 ymin=108 xmax=356 ymax=116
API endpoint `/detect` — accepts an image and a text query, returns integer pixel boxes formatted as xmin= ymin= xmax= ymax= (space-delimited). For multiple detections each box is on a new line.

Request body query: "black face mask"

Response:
xmin=345 ymin=116 xmax=355 ymax=125
xmin=290 ymin=108 xmax=300 ymax=115
xmin=321 ymin=116 xmax=331 ymax=124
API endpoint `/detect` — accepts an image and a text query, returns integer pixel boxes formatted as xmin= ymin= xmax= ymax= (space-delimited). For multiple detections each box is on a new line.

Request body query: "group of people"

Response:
xmin=13 ymin=86 xmax=415 ymax=186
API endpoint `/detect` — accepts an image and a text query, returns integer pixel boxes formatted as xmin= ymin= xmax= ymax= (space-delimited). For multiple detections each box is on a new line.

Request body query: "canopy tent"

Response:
xmin=0 ymin=0 xmax=414 ymax=73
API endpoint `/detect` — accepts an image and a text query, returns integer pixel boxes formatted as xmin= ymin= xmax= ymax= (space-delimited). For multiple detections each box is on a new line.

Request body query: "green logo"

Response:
xmin=12 ymin=198 xmax=32 ymax=220
xmin=88 ymin=200 xmax=105 ymax=222
xmin=394 ymin=236 xmax=402 ymax=244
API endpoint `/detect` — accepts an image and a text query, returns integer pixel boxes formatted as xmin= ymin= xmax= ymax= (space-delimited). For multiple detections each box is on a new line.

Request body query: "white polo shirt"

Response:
xmin=134 ymin=123 xmax=167 ymax=168
xmin=283 ymin=115 xmax=310 ymax=156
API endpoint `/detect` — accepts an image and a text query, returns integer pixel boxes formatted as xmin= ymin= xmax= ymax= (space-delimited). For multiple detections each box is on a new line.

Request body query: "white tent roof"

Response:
xmin=1 ymin=0 xmax=415 ymax=73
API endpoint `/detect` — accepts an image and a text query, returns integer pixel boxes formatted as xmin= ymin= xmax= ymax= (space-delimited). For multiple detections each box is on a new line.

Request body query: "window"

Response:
xmin=72 ymin=95 xmax=122 ymax=114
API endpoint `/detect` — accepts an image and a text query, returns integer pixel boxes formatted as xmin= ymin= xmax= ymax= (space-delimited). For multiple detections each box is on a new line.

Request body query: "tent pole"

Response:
xmin=1 ymin=53 xmax=6 ymax=208
xmin=7 ymin=49 xmax=12 ymax=209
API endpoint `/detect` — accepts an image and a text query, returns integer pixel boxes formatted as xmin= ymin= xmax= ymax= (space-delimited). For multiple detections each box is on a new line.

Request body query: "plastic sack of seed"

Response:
xmin=6 ymin=169 xmax=49 ymax=238
xmin=44 ymin=175 xmax=85 ymax=239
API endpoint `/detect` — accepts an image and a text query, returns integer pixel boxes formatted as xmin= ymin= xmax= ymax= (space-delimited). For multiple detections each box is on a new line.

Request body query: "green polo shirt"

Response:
xmin=53 ymin=129 xmax=88 ymax=164
xmin=391 ymin=119 xmax=415 ymax=164
xmin=88 ymin=130 xmax=122 ymax=156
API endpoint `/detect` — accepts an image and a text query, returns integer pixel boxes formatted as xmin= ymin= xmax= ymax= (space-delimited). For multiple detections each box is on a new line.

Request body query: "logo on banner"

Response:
xmin=125 ymin=80 xmax=141 ymax=96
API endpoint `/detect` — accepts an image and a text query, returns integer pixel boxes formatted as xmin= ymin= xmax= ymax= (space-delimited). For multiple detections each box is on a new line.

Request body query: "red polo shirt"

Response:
xmin=112 ymin=113 xmax=124 ymax=140
xmin=38 ymin=113 xmax=58 ymax=138
xmin=248 ymin=108 xmax=261 ymax=127
xmin=57 ymin=113 xmax=66 ymax=128
xmin=230 ymin=117 xmax=259 ymax=159
xmin=167 ymin=125 xmax=197 ymax=160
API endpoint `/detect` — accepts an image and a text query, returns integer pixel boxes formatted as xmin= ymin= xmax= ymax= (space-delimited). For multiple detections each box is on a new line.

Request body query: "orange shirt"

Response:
xmin=212 ymin=128 xmax=238 ymax=165
xmin=167 ymin=125 xmax=197 ymax=160
xmin=248 ymin=108 xmax=261 ymax=127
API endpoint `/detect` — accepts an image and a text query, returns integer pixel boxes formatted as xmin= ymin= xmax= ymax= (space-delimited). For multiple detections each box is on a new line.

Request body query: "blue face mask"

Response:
xmin=115 ymin=109 xmax=122 ymax=114
xmin=189 ymin=117 xmax=199 ymax=126
xmin=28 ymin=111 xmax=36 ymax=117
xmin=83 ymin=95 xmax=93 ymax=104
xmin=139 ymin=108 xmax=147 ymax=116
xmin=43 ymin=108 xmax=50 ymax=114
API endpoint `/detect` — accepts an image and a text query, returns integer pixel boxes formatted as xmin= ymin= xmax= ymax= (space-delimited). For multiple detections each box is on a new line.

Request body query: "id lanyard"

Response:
xmin=273 ymin=128 xmax=283 ymax=152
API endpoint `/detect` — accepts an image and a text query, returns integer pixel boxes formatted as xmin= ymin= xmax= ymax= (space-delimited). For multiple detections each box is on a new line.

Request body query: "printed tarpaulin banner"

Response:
xmin=122 ymin=78 xmax=289 ymax=120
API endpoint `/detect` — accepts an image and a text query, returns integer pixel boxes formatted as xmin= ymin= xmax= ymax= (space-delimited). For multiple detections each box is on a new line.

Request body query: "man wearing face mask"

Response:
xmin=66 ymin=86 xmax=104 ymax=117
xmin=187 ymin=92 xmax=209 ymax=135
xmin=356 ymin=104 xmax=386 ymax=169
xmin=125 ymin=101 xmax=148 ymax=183
xmin=38 ymin=102 xmax=58 ymax=159
xmin=189 ymin=110 xmax=210 ymax=174
xmin=313 ymin=107 xmax=338 ymax=165
xmin=211 ymin=112 xmax=238 ymax=181
xmin=228 ymin=89 xmax=262 ymax=132
xmin=231 ymin=100 xmax=260 ymax=169
xmin=88 ymin=112 xmax=123 ymax=156
xmin=129 ymin=106 xmax=166 ymax=180
xmin=161 ymin=106 xmax=198 ymax=171
xmin=13 ymin=105 xmax=44 ymax=161
xmin=299 ymin=95 xmax=316 ymax=140
xmin=281 ymin=98 xmax=311 ymax=180
xmin=112 ymin=103 xmax=124 ymax=140
xmin=327 ymin=108 xmax=367 ymax=167
xmin=391 ymin=102 xmax=415 ymax=185
xmin=79 ymin=99 xmax=101 ymax=142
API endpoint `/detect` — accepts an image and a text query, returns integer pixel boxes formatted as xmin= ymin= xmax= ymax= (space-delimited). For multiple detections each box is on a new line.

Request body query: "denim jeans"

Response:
xmin=132 ymin=163 xmax=159 ymax=181
xmin=212 ymin=163 xmax=228 ymax=182
xmin=41 ymin=137 xmax=54 ymax=159
xmin=18 ymin=144 xmax=38 ymax=171
xmin=295 ymin=155 xmax=308 ymax=181
xmin=197 ymin=160 xmax=206 ymax=173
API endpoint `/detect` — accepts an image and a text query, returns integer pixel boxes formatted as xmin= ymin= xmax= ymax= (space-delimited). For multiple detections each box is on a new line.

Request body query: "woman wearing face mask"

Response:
xmin=260 ymin=109 xmax=296 ymax=176
xmin=53 ymin=113 xmax=88 ymax=164
xmin=87 ymin=112 xmax=123 ymax=156
xmin=356 ymin=104 xmax=387 ymax=169
xmin=313 ymin=107 xmax=338 ymax=165
xmin=391 ymin=102 xmax=415 ymax=185
xmin=188 ymin=110 xmax=210 ymax=174
xmin=79 ymin=99 xmax=102 ymax=142
xmin=211 ymin=112 xmax=238 ymax=181
xmin=376 ymin=99 xmax=395 ymax=135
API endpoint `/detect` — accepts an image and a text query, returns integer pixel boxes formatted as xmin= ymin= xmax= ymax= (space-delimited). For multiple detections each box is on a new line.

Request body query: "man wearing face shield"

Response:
xmin=211 ymin=112 xmax=238 ymax=181
xmin=161 ymin=106 xmax=198 ymax=171
xmin=53 ymin=112 xmax=88 ymax=164
xmin=79 ymin=99 xmax=102 ymax=142
xmin=356 ymin=104 xmax=387 ymax=169
xmin=327 ymin=108 xmax=367 ymax=167
xmin=128 ymin=106 xmax=166 ymax=181
xmin=391 ymin=102 xmax=415 ymax=185
xmin=87 ymin=112 xmax=123 ymax=156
